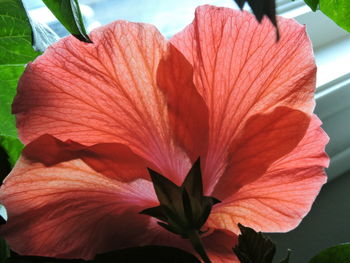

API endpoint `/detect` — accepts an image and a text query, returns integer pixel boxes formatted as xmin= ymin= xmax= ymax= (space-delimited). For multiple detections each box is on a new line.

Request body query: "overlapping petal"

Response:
xmin=157 ymin=44 xmax=209 ymax=164
xmin=171 ymin=5 xmax=317 ymax=193
xmin=22 ymin=134 xmax=151 ymax=181
xmin=208 ymin=116 xmax=328 ymax=234
xmin=0 ymin=156 xmax=157 ymax=259
xmin=212 ymin=106 xmax=311 ymax=199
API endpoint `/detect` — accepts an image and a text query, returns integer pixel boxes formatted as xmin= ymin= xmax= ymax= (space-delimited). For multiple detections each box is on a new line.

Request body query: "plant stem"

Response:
xmin=188 ymin=230 xmax=211 ymax=263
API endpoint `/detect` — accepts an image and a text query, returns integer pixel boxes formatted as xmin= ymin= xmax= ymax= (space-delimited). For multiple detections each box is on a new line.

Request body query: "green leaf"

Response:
xmin=0 ymin=66 xmax=24 ymax=137
xmin=0 ymin=0 xmax=40 ymax=137
xmin=0 ymin=0 xmax=40 ymax=65
xmin=0 ymin=136 xmax=23 ymax=168
xmin=181 ymin=158 xmax=203 ymax=223
xmin=309 ymin=243 xmax=350 ymax=263
xmin=0 ymin=238 xmax=10 ymax=263
xmin=196 ymin=196 xmax=220 ymax=229
xmin=319 ymin=0 xmax=350 ymax=32
xmin=182 ymin=158 xmax=203 ymax=200
xmin=6 ymin=246 xmax=200 ymax=263
xmin=42 ymin=0 xmax=92 ymax=43
xmin=304 ymin=0 xmax=319 ymax=11
xmin=147 ymin=168 xmax=182 ymax=211
xmin=140 ymin=205 xmax=167 ymax=222
xmin=0 ymin=142 xmax=11 ymax=184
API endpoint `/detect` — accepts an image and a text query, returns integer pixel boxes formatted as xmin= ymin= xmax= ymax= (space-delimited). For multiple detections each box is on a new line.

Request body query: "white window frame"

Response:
xmin=278 ymin=0 xmax=350 ymax=181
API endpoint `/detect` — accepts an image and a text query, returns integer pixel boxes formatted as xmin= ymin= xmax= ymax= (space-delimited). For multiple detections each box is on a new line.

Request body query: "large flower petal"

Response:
xmin=171 ymin=5 xmax=317 ymax=192
xmin=0 ymin=157 xmax=157 ymax=259
xmin=13 ymin=21 xmax=208 ymax=184
xmin=208 ymin=115 xmax=328 ymax=233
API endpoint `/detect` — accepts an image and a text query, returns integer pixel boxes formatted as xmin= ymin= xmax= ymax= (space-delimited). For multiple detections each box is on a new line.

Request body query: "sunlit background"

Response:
xmin=25 ymin=0 xmax=239 ymax=38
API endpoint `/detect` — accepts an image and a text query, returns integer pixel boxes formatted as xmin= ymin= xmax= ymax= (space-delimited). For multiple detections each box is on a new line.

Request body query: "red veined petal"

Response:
xmin=208 ymin=115 xmax=328 ymax=233
xmin=13 ymin=21 xmax=207 ymax=184
xmin=212 ymin=107 xmax=310 ymax=199
xmin=0 ymin=157 xmax=157 ymax=259
xmin=171 ymin=5 xmax=317 ymax=193
xmin=23 ymin=134 xmax=151 ymax=182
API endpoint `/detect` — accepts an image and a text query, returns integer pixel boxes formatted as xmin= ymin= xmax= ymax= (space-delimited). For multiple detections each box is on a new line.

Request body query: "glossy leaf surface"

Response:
xmin=0 ymin=0 xmax=39 ymax=137
xmin=319 ymin=0 xmax=350 ymax=32
xmin=309 ymin=243 xmax=350 ymax=263
xmin=0 ymin=136 xmax=23 ymax=168
xmin=0 ymin=238 xmax=10 ymax=263
xmin=42 ymin=0 xmax=92 ymax=43
xmin=0 ymin=0 xmax=38 ymax=167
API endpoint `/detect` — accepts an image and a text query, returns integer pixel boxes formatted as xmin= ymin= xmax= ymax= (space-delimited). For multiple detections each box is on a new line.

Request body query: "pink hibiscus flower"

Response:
xmin=0 ymin=5 xmax=329 ymax=263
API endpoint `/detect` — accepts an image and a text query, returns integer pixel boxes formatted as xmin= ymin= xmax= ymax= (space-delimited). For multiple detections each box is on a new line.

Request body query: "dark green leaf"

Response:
xmin=0 ymin=66 xmax=24 ymax=137
xmin=304 ymin=0 xmax=319 ymax=11
xmin=233 ymin=224 xmax=276 ymax=263
xmin=182 ymin=158 xmax=203 ymax=200
xmin=0 ymin=1 xmax=35 ymax=172
xmin=308 ymin=243 xmax=350 ymax=263
xmin=182 ymin=188 xmax=194 ymax=224
xmin=233 ymin=0 xmax=279 ymax=39
xmin=0 ymin=136 xmax=23 ymax=168
xmin=42 ymin=0 xmax=92 ymax=43
xmin=140 ymin=205 xmax=167 ymax=222
xmin=1 ymin=238 xmax=10 ymax=263
xmin=0 ymin=144 xmax=11 ymax=184
xmin=196 ymin=196 xmax=220 ymax=229
xmin=6 ymin=246 xmax=200 ymax=263
xmin=182 ymin=158 xmax=208 ymax=226
xmin=320 ymin=0 xmax=350 ymax=32
xmin=0 ymin=0 xmax=40 ymax=65
xmin=148 ymin=168 xmax=182 ymax=211
xmin=157 ymin=221 xmax=183 ymax=235
xmin=0 ymin=0 xmax=40 ymax=137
